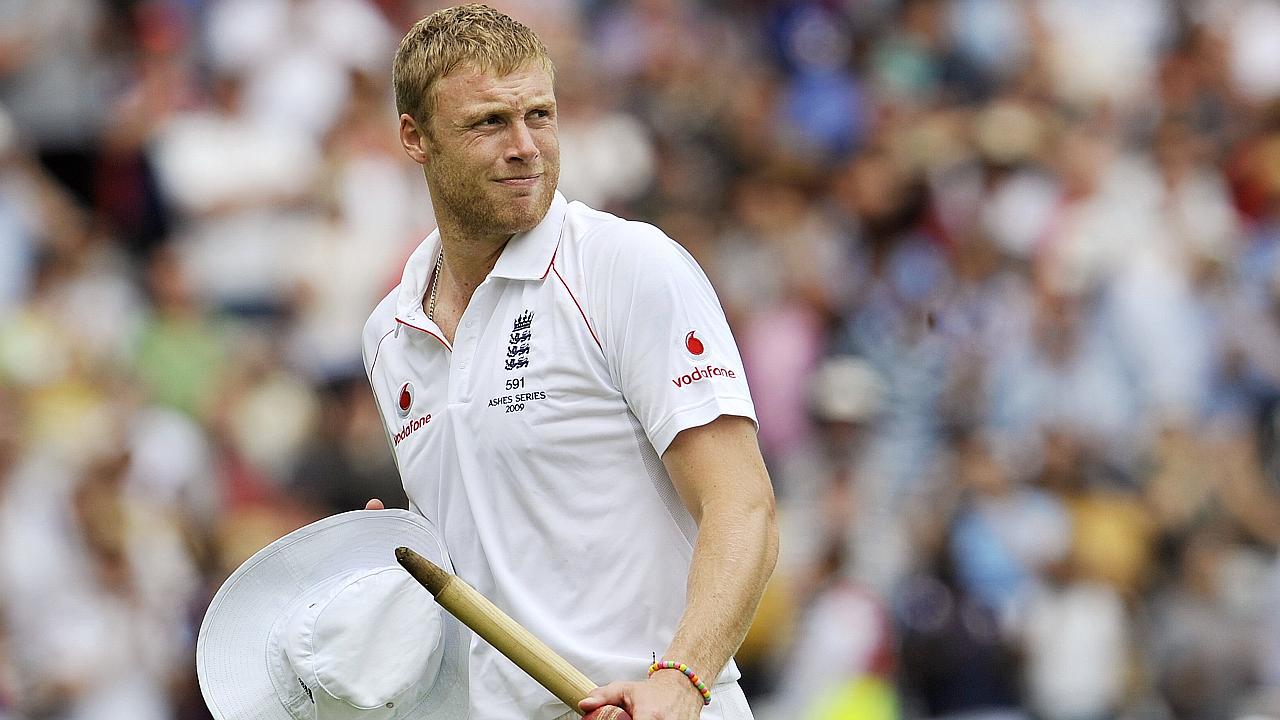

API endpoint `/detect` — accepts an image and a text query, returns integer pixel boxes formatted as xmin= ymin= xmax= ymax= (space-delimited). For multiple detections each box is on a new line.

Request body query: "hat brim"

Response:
xmin=197 ymin=510 xmax=469 ymax=720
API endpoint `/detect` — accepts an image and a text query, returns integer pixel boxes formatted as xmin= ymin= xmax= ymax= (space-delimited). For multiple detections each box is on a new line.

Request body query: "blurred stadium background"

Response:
xmin=3 ymin=0 xmax=1280 ymax=718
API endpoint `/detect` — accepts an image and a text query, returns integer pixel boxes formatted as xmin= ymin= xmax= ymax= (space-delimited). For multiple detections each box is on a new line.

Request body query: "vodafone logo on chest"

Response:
xmin=396 ymin=382 xmax=414 ymax=417
xmin=672 ymin=330 xmax=737 ymax=387
xmin=392 ymin=381 xmax=431 ymax=445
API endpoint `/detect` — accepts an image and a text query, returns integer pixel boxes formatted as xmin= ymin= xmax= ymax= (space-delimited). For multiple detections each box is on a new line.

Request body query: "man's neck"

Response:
xmin=434 ymin=211 xmax=512 ymax=298
xmin=425 ymin=212 xmax=513 ymax=343
xmin=432 ymin=193 xmax=517 ymax=288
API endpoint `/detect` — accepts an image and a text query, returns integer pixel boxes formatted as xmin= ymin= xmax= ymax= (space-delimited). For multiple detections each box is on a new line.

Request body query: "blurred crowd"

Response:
xmin=3 ymin=0 xmax=1280 ymax=718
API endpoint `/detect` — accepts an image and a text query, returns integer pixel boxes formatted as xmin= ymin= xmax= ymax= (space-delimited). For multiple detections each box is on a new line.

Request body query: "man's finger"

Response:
xmin=365 ymin=498 xmax=385 ymax=510
xmin=579 ymin=682 xmax=629 ymax=713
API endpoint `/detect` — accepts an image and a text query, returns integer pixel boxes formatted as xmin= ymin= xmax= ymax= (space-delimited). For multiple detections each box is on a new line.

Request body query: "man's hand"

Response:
xmin=365 ymin=498 xmax=385 ymax=510
xmin=579 ymin=671 xmax=704 ymax=720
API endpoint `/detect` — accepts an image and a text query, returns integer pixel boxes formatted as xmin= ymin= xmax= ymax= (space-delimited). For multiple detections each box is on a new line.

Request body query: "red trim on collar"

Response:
xmin=541 ymin=238 xmax=561 ymax=280
xmin=395 ymin=317 xmax=452 ymax=351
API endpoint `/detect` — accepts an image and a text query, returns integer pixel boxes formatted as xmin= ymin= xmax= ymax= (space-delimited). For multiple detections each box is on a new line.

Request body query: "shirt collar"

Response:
xmin=395 ymin=229 xmax=442 ymax=325
xmin=489 ymin=190 xmax=567 ymax=280
xmin=394 ymin=191 xmax=567 ymax=324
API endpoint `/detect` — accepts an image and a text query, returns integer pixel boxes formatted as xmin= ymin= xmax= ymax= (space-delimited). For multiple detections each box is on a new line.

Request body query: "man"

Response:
xmin=361 ymin=6 xmax=777 ymax=719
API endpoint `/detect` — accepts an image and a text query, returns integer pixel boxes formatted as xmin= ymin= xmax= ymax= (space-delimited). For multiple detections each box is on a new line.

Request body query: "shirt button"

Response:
xmin=465 ymin=320 xmax=474 ymax=328
xmin=459 ymin=361 xmax=468 ymax=369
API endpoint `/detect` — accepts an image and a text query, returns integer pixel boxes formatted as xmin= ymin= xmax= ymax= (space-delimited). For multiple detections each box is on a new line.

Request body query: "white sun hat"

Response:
xmin=197 ymin=509 xmax=469 ymax=720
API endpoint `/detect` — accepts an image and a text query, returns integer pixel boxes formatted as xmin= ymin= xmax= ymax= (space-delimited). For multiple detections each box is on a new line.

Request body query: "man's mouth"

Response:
xmin=495 ymin=174 xmax=541 ymax=187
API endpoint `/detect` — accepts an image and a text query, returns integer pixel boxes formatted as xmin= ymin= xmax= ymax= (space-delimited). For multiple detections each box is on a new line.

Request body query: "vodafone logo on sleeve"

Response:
xmin=685 ymin=331 xmax=705 ymax=356
xmin=672 ymin=364 xmax=737 ymax=388
xmin=673 ymin=330 xmax=736 ymax=387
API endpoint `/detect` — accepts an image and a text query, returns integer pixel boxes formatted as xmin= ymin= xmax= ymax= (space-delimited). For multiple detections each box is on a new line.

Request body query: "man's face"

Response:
xmin=419 ymin=62 xmax=559 ymax=238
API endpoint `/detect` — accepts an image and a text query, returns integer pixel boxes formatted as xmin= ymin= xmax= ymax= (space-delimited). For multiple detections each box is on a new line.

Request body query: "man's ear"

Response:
xmin=399 ymin=114 xmax=431 ymax=165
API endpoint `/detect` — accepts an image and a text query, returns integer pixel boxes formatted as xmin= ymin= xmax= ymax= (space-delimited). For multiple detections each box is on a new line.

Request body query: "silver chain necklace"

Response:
xmin=426 ymin=250 xmax=443 ymax=322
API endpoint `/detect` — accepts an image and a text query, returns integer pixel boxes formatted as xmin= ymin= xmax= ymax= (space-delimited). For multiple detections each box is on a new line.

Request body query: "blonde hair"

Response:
xmin=393 ymin=4 xmax=554 ymax=125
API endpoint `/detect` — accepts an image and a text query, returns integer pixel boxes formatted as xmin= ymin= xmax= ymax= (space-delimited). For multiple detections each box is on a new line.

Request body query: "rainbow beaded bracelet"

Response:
xmin=648 ymin=659 xmax=712 ymax=706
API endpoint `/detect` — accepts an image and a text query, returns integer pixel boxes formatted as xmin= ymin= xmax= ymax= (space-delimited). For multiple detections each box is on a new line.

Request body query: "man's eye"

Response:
xmin=479 ymin=116 xmax=502 ymax=126
xmin=530 ymin=109 xmax=550 ymax=119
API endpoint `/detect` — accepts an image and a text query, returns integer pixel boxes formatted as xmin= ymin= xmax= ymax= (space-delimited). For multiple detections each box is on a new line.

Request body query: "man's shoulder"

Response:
xmin=361 ymin=286 xmax=401 ymax=373
xmin=563 ymin=200 xmax=679 ymax=260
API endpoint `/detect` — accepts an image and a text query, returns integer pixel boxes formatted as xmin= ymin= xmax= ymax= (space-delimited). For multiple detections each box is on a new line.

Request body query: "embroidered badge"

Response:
xmin=506 ymin=310 xmax=533 ymax=371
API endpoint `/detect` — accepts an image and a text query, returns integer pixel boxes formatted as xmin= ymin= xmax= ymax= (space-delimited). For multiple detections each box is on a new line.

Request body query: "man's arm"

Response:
xmin=581 ymin=414 xmax=779 ymax=719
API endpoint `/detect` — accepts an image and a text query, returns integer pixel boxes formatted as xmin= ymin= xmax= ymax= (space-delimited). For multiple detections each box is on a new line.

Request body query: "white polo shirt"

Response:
xmin=362 ymin=192 xmax=756 ymax=720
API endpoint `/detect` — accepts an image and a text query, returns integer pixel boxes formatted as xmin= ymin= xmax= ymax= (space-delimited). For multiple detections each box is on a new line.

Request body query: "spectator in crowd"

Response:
xmin=4 ymin=1 xmax=1280 ymax=718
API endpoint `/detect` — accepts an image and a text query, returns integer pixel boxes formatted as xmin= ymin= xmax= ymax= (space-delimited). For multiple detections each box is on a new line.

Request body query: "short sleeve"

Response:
xmin=582 ymin=222 xmax=756 ymax=455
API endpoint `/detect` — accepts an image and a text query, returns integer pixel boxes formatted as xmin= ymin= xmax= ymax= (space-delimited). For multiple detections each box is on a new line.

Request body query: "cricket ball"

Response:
xmin=583 ymin=707 xmax=632 ymax=720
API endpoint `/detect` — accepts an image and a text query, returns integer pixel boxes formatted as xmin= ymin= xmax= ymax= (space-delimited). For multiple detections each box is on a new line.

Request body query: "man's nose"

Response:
xmin=506 ymin=121 xmax=539 ymax=162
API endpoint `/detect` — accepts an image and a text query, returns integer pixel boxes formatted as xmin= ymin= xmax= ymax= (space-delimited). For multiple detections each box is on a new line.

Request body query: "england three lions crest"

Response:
xmin=506 ymin=310 xmax=533 ymax=371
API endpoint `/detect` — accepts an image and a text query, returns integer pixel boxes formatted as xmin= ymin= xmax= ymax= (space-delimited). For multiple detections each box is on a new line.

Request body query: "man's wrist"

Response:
xmin=650 ymin=667 xmax=706 ymax=704
xmin=648 ymin=660 xmax=713 ymax=706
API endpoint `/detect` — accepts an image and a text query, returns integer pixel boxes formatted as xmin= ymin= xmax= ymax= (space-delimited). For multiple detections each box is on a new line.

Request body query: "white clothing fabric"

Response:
xmin=197 ymin=510 xmax=469 ymax=720
xmin=362 ymin=192 xmax=756 ymax=720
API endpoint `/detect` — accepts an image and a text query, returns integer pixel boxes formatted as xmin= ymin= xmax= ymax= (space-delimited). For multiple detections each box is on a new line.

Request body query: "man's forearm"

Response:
xmin=661 ymin=496 xmax=779 ymax=689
